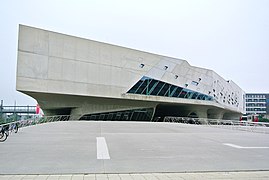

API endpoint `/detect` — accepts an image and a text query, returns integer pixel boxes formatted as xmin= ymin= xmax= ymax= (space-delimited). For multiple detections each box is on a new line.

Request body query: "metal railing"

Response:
xmin=20 ymin=115 xmax=70 ymax=127
xmin=0 ymin=115 xmax=71 ymax=130
xmin=207 ymin=119 xmax=269 ymax=134
xmin=1 ymin=115 xmax=268 ymax=135
xmin=0 ymin=115 xmax=71 ymax=142
xmin=162 ymin=116 xmax=269 ymax=134
xmin=162 ymin=116 xmax=204 ymax=124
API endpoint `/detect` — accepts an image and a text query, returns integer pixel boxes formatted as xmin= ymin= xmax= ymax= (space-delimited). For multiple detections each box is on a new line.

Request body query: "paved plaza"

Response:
xmin=0 ymin=121 xmax=269 ymax=178
xmin=1 ymin=171 xmax=269 ymax=180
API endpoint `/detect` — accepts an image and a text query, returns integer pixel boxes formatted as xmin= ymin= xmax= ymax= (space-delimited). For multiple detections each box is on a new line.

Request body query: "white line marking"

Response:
xmin=223 ymin=143 xmax=269 ymax=149
xmin=96 ymin=137 xmax=110 ymax=159
xmin=223 ymin=143 xmax=242 ymax=148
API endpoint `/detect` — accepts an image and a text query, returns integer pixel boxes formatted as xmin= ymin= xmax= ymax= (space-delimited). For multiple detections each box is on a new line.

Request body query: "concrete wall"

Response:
xmin=17 ymin=25 xmax=245 ymax=119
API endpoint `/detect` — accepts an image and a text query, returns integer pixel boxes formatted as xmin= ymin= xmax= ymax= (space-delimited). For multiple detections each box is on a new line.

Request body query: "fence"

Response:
xmin=162 ymin=116 xmax=269 ymax=134
xmin=1 ymin=115 xmax=269 ymax=134
xmin=0 ymin=115 xmax=70 ymax=130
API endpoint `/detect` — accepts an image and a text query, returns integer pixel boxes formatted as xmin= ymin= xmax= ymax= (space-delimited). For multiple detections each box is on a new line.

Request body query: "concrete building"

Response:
xmin=16 ymin=25 xmax=245 ymax=121
xmin=245 ymin=93 xmax=269 ymax=118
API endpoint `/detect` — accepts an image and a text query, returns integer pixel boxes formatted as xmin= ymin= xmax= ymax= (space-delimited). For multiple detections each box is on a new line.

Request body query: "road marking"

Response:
xmin=96 ymin=137 xmax=110 ymax=159
xmin=223 ymin=143 xmax=269 ymax=149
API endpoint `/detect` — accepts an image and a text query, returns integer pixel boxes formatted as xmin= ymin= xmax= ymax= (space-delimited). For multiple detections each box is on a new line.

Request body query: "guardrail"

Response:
xmin=0 ymin=115 xmax=71 ymax=142
xmin=162 ymin=116 xmax=269 ymax=134
xmin=1 ymin=115 xmax=268 ymax=135
xmin=207 ymin=119 xmax=269 ymax=134
xmin=0 ymin=115 xmax=70 ymax=129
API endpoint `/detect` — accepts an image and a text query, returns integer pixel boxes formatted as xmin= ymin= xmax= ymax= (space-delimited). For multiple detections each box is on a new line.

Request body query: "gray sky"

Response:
xmin=0 ymin=0 xmax=268 ymax=105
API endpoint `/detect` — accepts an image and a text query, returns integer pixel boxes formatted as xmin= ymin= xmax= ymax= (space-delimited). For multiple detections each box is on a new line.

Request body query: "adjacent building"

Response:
xmin=245 ymin=93 xmax=269 ymax=118
xmin=16 ymin=25 xmax=245 ymax=121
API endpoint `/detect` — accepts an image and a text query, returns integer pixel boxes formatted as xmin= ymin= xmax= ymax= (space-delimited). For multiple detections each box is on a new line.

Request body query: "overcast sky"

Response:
xmin=0 ymin=0 xmax=268 ymax=105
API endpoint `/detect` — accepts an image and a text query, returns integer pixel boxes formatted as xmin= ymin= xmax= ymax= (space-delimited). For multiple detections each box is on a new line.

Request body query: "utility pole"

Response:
xmin=0 ymin=100 xmax=3 ymax=119
xmin=14 ymin=100 xmax=17 ymax=121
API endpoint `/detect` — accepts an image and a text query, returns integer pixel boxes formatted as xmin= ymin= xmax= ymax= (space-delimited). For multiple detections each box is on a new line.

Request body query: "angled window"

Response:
xmin=128 ymin=80 xmax=143 ymax=93
xmin=191 ymin=92 xmax=199 ymax=99
xmin=127 ymin=76 xmax=213 ymax=102
xmin=151 ymin=81 xmax=164 ymax=95
xmin=158 ymin=83 xmax=170 ymax=96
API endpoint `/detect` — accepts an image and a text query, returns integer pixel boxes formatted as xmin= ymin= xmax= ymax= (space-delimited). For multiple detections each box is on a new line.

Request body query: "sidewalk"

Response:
xmin=1 ymin=171 xmax=269 ymax=180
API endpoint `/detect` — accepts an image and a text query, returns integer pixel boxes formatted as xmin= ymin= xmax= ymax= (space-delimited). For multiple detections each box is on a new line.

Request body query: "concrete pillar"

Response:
xmin=195 ymin=110 xmax=208 ymax=118
xmin=207 ymin=109 xmax=224 ymax=120
xmin=188 ymin=106 xmax=208 ymax=119
xmin=223 ymin=112 xmax=241 ymax=120
xmin=211 ymin=112 xmax=224 ymax=119
xmin=185 ymin=106 xmax=208 ymax=124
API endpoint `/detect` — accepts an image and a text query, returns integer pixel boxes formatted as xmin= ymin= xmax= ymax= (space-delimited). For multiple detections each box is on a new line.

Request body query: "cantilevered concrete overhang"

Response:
xmin=24 ymin=91 xmax=242 ymax=120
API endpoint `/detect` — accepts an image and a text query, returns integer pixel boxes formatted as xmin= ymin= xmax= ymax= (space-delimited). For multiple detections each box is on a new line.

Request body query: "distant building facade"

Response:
xmin=16 ymin=25 xmax=245 ymax=121
xmin=245 ymin=93 xmax=269 ymax=118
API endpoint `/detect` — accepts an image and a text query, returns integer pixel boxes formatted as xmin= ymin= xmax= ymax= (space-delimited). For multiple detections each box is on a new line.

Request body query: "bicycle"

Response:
xmin=0 ymin=125 xmax=9 ymax=142
xmin=10 ymin=122 xmax=19 ymax=134
xmin=0 ymin=122 xmax=19 ymax=142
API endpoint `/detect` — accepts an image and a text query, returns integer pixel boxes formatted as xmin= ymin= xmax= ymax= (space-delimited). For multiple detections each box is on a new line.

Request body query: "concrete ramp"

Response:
xmin=1 ymin=121 xmax=269 ymax=174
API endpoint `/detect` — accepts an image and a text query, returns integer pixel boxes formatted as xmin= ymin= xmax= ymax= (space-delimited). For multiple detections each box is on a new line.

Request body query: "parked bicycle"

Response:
xmin=0 ymin=122 xmax=19 ymax=142
xmin=11 ymin=122 xmax=19 ymax=134
xmin=0 ymin=124 xmax=9 ymax=142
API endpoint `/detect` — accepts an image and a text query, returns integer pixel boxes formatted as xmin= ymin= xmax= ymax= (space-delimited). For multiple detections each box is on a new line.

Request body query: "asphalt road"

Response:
xmin=1 ymin=121 xmax=269 ymax=174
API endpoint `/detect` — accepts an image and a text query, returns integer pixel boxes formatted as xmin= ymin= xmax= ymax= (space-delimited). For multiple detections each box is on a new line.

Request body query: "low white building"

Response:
xmin=16 ymin=25 xmax=245 ymax=121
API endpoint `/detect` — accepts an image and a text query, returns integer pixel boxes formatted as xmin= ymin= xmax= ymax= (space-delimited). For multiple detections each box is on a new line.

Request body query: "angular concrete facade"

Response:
xmin=16 ymin=25 xmax=245 ymax=120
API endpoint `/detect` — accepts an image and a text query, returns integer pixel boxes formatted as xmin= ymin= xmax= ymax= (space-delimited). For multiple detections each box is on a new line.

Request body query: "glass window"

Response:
xmin=147 ymin=80 xmax=159 ymax=95
xmin=168 ymin=85 xmax=177 ymax=97
xmin=158 ymin=83 xmax=170 ymax=96
xmin=197 ymin=94 xmax=205 ymax=100
xmin=135 ymin=79 xmax=148 ymax=94
xmin=164 ymin=66 xmax=168 ymax=70
xmin=163 ymin=85 xmax=172 ymax=97
xmin=191 ymin=81 xmax=199 ymax=86
xmin=141 ymin=79 xmax=153 ymax=95
xmin=150 ymin=81 xmax=164 ymax=95
xmin=191 ymin=92 xmax=199 ymax=99
xmin=179 ymin=90 xmax=188 ymax=98
xmin=185 ymin=90 xmax=193 ymax=98
xmin=172 ymin=87 xmax=183 ymax=97
xmin=127 ymin=76 xmax=213 ymax=101
xmin=127 ymin=80 xmax=143 ymax=93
